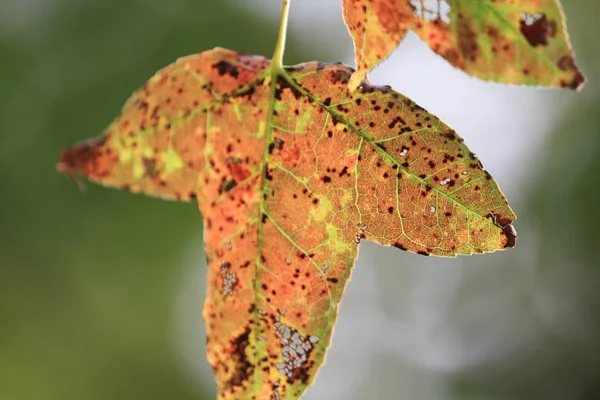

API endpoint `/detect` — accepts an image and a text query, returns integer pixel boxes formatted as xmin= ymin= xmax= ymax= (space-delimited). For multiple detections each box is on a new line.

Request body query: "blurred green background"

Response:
xmin=1 ymin=0 xmax=599 ymax=399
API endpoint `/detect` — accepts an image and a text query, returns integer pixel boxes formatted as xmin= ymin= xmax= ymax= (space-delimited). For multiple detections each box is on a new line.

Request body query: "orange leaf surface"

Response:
xmin=58 ymin=48 xmax=516 ymax=399
xmin=343 ymin=0 xmax=585 ymax=90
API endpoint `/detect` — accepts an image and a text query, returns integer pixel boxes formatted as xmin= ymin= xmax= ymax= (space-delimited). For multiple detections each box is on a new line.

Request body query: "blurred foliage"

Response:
xmin=0 ymin=1 xmax=312 ymax=399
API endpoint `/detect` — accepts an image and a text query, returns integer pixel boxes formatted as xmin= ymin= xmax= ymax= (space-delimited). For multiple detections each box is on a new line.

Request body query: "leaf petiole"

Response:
xmin=271 ymin=0 xmax=291 ymax=71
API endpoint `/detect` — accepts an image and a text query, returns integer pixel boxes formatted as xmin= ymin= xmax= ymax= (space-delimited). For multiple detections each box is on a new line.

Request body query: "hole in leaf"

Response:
xmin=410 ymin=0 xmax=450 ymax=23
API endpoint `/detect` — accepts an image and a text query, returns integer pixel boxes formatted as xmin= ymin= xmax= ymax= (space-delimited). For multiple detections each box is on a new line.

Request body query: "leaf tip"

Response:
xmin=57 ymin=136 xmax=107 ymax=191
xmin=57 ymin=151 xmax=86 ymax=191
xmin=570 ymin=70 xmax=587 ymax=91
xmin=484 ymin=211 xmax=518 ymax=249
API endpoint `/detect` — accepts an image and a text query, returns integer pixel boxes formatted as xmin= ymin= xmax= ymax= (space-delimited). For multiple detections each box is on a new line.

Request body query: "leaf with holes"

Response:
xmin=343 ymin=0 xmax=585 ymax=90
xmin=58 ymin=47 xmax=516 ymax=399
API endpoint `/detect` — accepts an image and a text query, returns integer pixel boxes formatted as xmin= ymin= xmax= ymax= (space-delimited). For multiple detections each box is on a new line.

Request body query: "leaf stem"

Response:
xmin=271 ymin=0 xmax=291 ymax=69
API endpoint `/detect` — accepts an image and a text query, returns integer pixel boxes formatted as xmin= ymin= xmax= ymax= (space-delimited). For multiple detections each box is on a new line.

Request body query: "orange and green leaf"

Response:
xmin=343 ymin=0 xmax=585 ymax=90
xmin=58 ymin=48 xmax=516 ymax=399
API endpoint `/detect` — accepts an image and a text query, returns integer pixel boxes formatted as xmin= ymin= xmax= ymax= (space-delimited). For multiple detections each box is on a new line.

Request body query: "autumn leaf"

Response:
xmin=343 ymin=0 xmax=585 ymax=90
xmin=57 ymin=45 xmax=516 ymax=399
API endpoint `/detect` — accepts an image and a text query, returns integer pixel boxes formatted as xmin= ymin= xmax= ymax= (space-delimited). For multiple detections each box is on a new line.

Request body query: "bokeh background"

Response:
xmin=1 ymin=0 xmax=599 ymax=399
